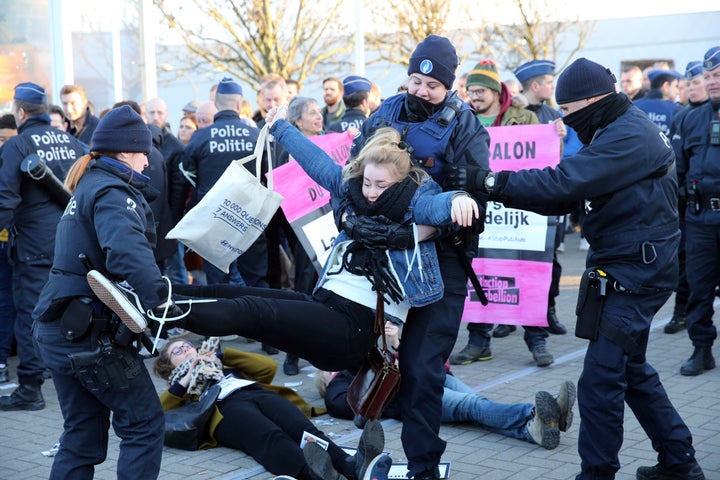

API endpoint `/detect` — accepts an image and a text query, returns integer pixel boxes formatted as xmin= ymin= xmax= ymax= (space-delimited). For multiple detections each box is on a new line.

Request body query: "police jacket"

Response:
xmin=181 ymin=110 xmax=261 ymax=200
xmin=633 ymin=90 xmax=680 ymax=135
xmin=527 ymin=102 xmax=560 ymax=124
xmin=328 ymin=109 xmax=367 ymax=133
xmin=0 ymin=115 xmax=87 ymax=265
xmin=358 ymin=93 xmax=490 ymax=184
xmin=675 ymin=100 xmax=720 ymax=224
xmin=491 ymin=104 xmax=679 ymax=294
xmin=34 ymin=158 xmax=168 ymax=320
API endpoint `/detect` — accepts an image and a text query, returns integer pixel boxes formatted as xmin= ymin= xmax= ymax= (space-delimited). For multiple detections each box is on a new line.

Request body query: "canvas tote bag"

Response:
xmin=167 ymin=124 xmax=283 ymax=273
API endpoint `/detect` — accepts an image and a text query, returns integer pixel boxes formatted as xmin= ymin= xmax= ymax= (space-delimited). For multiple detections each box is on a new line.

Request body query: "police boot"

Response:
xmin=663 ymin=303 xmax=686 ymax=334
xmin=546 ymin=306 xmax=567 ymax=335
xmin=680 ymin=347 xmax=716 ymax=376
xmin=0 ymin=383 xmax=45 ymax=411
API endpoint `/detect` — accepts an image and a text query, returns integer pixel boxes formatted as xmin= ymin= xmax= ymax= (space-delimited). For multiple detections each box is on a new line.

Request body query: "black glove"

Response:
xmin=443 ymin=165 xmax=491 ymax=193
xmin=149 ymin=302 xmax=185 ymax=320
xmin=343 ymin=215 xmax=415 ymax=250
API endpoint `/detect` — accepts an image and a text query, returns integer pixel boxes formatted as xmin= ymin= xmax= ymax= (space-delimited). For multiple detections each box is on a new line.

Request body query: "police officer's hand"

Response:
xmin=443 ymin=165 xmax=492 ymax=193
xmin=343 ymin=215 xmax=415 ymax=250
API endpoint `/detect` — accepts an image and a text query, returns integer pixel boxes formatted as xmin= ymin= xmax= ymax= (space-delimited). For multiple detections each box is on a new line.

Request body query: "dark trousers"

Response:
xmin=0 ymin=241 xmax=15 ymax=363
xmin=173 ymin=284 xmax=377 ymax=372
xmin=33 ymin=320 xmax=164 ymax=480
xmin=398 ymin=252 xmax=467 ymax=476
xmin=683 ymin=222 xmax=719 ymax=347
xmin=215 ymin=384 xmax=347 ymax=478
xmin=575 ymin=289 xmax=695 ymax=479
xmin=12 ymin=263 xmax=47 ymax=384
xmin=675 ymin=219 xmax=689 ymax=306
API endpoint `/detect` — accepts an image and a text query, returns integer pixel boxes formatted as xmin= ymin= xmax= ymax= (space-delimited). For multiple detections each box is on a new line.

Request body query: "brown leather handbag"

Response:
xmin=346 ymin=292 xmax=401 ymax=420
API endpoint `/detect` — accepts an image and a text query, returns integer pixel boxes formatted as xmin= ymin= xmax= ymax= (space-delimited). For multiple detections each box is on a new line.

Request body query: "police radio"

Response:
xmin=436 ymin=91 xmax=464 ymax=127
xmin=710 ymin=120 xmax=720 ymax=146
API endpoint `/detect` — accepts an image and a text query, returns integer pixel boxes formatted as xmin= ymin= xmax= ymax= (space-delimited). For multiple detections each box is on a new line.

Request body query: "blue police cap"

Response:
xmin=647 ymin=69 xmax=682 ymax=83
xmin=704 ymin=46 xmax=720 ymax=71
xmin=14 ymin=82 xmax=47 ymax=104
xmin=514 ymin=60 xmax=555 ymax=84
xmin=343 ymin=75 xmax=372 ymax=95
xmin=216 ymin=77 xmax=243 ymax=96
xmin=685 ymin=61 xmax=703 ymax=80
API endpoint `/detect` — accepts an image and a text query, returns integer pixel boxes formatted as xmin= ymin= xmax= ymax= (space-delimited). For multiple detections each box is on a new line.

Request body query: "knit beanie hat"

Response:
xmin=91 ymin=105 xmax=152 ymax=154
xmin=466 ymin=60 xmax=501 ymax=93
xmin=407 ymin=35 xmax=458 ymax=89
xmin=555 ymin=58 xmax=617 ymax=105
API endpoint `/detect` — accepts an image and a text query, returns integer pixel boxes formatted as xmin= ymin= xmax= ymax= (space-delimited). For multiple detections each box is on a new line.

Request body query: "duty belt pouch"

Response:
xmin=575 ymin=268 xmax=607 ymax=341
xmin=60 ymin=298 xmax=94 ymax=342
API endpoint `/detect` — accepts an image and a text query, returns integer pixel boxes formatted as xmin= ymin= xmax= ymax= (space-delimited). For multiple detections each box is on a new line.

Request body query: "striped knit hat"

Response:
xmin=466 ymin=60 xmax=501 ymax=93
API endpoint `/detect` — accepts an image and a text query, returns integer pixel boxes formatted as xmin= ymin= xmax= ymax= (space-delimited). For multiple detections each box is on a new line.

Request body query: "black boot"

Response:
xmin=0 ymin=383 xmax=45 ymax=411
xmin=680 ymin=347 xmax=716 ymax=376
xmin=546 ymin=306 xmax=567 ymax=335
xmin=283 ymin=353 xmax=299 ymax=375
xmin=664 ymin=303 xmax=686 ymax=334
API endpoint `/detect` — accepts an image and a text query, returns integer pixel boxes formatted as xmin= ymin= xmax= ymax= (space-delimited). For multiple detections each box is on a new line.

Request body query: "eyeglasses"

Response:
xmin=466 ymin=88 xmax=485 ymax=98
xmin=170 ymin=342 xmax=194 ymax=357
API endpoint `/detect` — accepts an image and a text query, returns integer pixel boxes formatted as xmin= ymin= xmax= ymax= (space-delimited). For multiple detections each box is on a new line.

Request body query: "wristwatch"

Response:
xmin=484 ymin=172 xmax=496 ymax=194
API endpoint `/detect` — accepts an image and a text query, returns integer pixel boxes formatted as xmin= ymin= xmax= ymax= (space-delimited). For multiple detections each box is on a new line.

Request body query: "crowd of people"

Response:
xmin=0 ymin=33 xmax=716 ymax=480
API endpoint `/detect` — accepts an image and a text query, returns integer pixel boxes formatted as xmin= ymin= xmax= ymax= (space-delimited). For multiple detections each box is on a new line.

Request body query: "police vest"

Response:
xmin=369 ymin=94 xmax=458 ymax=181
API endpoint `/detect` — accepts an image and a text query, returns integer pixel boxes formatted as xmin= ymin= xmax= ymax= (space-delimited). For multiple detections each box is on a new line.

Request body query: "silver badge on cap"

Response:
xmin=420 ymin=59 xmax=434 ymax=74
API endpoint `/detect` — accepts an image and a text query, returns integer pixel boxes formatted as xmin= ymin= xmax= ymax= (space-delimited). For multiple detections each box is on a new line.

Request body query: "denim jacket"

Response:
xmin=271 ymin=119 xmax=466 ymax=307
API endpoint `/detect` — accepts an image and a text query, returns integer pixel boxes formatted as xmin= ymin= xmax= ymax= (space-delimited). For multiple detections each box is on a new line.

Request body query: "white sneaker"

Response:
xmin=579 ymin=238 xmax=590 ymax=251
xmin=87 ymin=270 xmax=147 ymax=333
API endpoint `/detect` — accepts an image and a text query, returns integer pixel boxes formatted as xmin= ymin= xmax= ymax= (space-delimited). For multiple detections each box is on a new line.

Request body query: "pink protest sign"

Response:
xmin=463 ymin=124 xmax=562 ymax=326
xmin=273 ymin=132 xmax=353 ymax=223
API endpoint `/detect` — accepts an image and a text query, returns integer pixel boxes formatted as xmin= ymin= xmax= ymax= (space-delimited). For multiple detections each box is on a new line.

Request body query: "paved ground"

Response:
xmin=1 ymin=233 xmax=719 ymax=480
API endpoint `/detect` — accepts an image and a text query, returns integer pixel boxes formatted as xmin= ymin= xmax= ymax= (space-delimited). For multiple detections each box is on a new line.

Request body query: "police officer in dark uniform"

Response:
xmin=181 ymin=77 xmax=268 ymax=288
xmin=445 ymin=58 xmax=705 ymax=480
xmin=350 ymin=35 xmax=490 ymax=480
xmin=327 ymin=75 xmax=372 ymax=133
xmin=32 ymin=106 xmax=166 ymax=479
xmin=665 ymin=61 xmax=709 ymax=335
xmin=0 ymin=83 xmax=87 ymax=411
xmin=634 ymin=69 xmax=682 ymax=136
xmin=675 ymin=46 xmax=720 ymax=377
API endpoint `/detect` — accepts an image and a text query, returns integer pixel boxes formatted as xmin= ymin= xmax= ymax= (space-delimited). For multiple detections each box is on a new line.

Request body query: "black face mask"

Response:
xmin=563 ymin=93 xmax=631 ymax=145
xmin=404 ymin=93 xmax=444 ymax=122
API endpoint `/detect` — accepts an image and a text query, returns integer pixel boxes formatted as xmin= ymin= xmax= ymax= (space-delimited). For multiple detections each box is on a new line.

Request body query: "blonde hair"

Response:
xmin=342 ymin=127 xmax=427 ymax=185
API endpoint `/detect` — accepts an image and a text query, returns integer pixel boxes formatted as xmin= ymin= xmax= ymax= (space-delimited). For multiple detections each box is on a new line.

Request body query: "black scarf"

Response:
xmin=563 ymin=92 xmax=632 ymax=145
xmin=403 ymin=94 xmax=444 ymax=123
xmin=331 ymin=177 xmax=418 ymax=304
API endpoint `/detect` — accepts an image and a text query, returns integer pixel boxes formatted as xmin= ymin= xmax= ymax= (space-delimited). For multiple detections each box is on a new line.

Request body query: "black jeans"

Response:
xmin=214 ymin=384 xmax=347 ymax=478
xmin=173 ymin=284 xmax=377 ymax=372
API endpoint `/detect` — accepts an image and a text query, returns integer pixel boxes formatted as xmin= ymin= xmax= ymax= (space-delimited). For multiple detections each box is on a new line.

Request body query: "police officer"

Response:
xmin=0 ymin=83 xmax=86 ymax=411
xmin=327 ymin=75 xmax=372 ymax=133
xmin=634 ymin=69 xmax=682 ymax=135
xmin=675 ymin=46 xmax=720 ymax=376
xmin=665 ymin=61 xmax=709 ymax=335
xmin=350 ymin=35 xmax=490 ymax=480
xmin=445 ymin=57 xmax=704 ymax=480
xmin=33 ymin=105 xmax=166 ymax=479
xmin=181 ymin=77 xmax=268 ymax=289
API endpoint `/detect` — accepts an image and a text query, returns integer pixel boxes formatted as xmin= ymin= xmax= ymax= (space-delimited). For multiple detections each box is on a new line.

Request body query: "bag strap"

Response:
xmin=240 ymin=124 xmax=275 ymax=190
xmin=374 ymin=288 xmax=390 ymax=356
